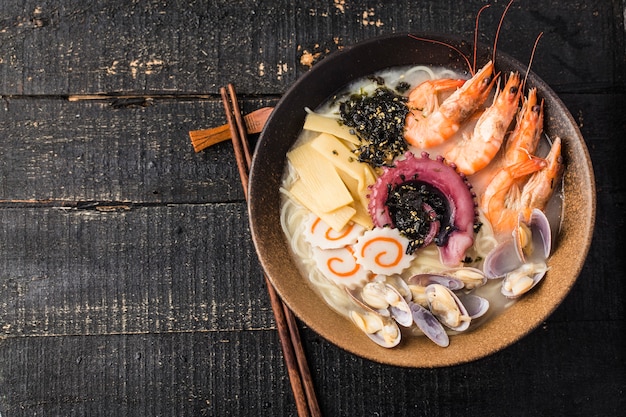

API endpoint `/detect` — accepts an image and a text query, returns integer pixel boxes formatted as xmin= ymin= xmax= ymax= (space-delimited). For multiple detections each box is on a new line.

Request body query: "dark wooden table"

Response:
xmin=1 ymin=1 xmax=624 ymax=416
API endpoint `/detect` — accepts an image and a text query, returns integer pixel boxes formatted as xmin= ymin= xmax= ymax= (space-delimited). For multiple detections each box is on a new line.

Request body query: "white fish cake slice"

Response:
xmin=353 ymin=227 xmax=414 ymax=275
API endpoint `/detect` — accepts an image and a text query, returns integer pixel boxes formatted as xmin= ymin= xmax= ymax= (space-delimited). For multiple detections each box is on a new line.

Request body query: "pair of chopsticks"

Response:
xmin=189 ymin=106 xmax=273 ymax=153
xmin=219 ymin=84 xmax=322 ymax=417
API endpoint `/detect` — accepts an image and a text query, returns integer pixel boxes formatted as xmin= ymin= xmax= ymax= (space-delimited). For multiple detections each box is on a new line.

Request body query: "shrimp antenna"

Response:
xmin=473 ymin=4 xmax=491 ymax=73
xmin=492 ymin=0 xmax=515 ymax=65
xmin=523 ymin=32 xmax=544 ymax=89
xmin=408 ymin=34 xmax=474 ymax=75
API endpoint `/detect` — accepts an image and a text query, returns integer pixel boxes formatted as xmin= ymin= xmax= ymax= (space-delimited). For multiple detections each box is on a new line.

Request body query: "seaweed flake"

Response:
xmin=339 ymin=87 xmax=410 ymax=168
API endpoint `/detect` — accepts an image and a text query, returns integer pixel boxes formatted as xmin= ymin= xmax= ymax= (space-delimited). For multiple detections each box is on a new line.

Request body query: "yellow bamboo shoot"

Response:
xmin=303 ymin=112 xmax=360 ymax=145
xmin=287 ymin=140 xmax=353 ymax=212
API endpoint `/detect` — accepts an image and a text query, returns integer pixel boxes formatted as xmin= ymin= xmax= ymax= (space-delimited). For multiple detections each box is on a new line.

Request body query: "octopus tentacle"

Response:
xmin=367 ymin=151 xmax=478 ymax=266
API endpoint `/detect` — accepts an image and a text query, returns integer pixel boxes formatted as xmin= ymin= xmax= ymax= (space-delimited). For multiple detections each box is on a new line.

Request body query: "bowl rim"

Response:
xmin=248 ymin=32 xmax=596 ymax=368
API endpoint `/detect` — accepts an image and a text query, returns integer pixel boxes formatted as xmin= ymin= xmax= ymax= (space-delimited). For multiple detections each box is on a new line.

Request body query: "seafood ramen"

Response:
xmin=279 ymin=63 xmax=564 ymax=348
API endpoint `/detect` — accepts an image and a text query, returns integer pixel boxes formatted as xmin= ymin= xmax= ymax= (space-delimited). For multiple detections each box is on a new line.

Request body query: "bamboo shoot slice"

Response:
xmin=287 ymin=140 xmax=353 ymax=213
xmin=303 ymin=112 xmax=360 ymax=145
xmin=289 ymin=179 xmax=356 ymax=231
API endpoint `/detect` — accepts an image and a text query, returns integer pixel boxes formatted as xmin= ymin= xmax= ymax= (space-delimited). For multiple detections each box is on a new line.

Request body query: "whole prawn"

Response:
xmin=480 ymin=156 xmax=547 ymax=234
xmin=480 ymin=136 xmax=563 ymax=235
xmin=518 ymin=136 xmax=564 ymax=221
xmin=503 ymin=87 xmax=544 ymax=167
xmin=444 ymin=71 xmax=522 ymax=176
xmin=404 ymin=61 xmax=497 ymax=149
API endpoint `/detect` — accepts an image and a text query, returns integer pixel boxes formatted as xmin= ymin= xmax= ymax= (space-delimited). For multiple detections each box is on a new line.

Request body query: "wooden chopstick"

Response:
xmin=189 ymin=107 xmax=273 ymax=153
xmin=220 ymin=84 xmax=322 ymax=417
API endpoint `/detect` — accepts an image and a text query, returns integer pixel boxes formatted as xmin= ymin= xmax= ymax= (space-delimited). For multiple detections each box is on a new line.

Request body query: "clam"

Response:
xmin=483 ymin=208 xmax=552 ymax=298
xmin=425 ymin=283 xmax=471 ymax=332
xmin=440 ymin=267 xmax=487 ymax=290
xmin=483 ymin=238 xmax=519 ymax=279
xmin=456 ymin=293 xmax=490 ymax=319
xmin=501 ymin=261 xmax=549 ymax=299
xmin=409 ymin=302 xmax=450 ymax=347
xmin=379 ymin=283 xmax=414 ymax=327
xmin=408 ymin=273 xmax=465 ymax=290
xmin=361 ymin=281 xmax=392 ymax=310
xmin=350 ymin=281 xmax=413 ymax=327
xmin=350 ymin=310 xmax=401 ymax=348
xmin=515 ymin=208 xmax=552 ymax=263
xmin=407 ymin=273 xmax=465 ymax=309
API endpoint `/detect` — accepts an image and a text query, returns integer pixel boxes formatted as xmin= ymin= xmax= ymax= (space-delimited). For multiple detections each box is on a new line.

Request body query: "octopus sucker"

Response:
xmin=367 ymin=151 xmax=478 ymax=266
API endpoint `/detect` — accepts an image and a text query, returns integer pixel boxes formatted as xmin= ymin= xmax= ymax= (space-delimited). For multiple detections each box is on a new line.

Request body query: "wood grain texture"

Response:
xmin=0 ymin=204 xmax=274 ymax=336
xmin=0 ymin=0 xmax=624 ymax=416
xmin=0 ymin=0 xmax=622 ymax=95
xmin=0 ymin=98 xmax=276 ymax=203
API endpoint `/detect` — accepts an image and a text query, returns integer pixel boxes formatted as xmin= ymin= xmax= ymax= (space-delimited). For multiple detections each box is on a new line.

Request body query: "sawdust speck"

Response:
xmin=277 ymin=62 xmax=289 ymax=80
xmin=361 ymin=8 xmax=384 ymax=27
xmin=300 ymin=50 xmax=322 ymax=68
xmin=334 ymin=0 xmax=346 ymax=13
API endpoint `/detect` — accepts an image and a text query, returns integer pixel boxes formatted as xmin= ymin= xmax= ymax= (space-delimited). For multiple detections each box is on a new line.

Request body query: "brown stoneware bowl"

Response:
xmin=248 ymin=33 xmax=595 ymax=367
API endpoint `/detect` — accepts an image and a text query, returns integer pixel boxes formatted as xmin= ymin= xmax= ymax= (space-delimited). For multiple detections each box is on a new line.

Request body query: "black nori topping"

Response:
xmin=339 ymin=87 xmax=410 ymax=168
xmin=385 ymin=180 xmax=456 ymax=254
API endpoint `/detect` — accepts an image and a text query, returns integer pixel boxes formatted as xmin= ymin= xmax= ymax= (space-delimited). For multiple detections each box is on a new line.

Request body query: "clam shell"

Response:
xmin=515 ymin=208 xmax=552 ymax=263
xmin=483 ymin=209 xmax=553 ymax=279
xmin=440 ymin=267 xmax=487 ymax=290
xmin=349 ymin=282 xmax=413 ymax=327
xmin=408 ymin=273 xmax=465 ymax=290
xmin=456 ymin=293 xmax=490 ymax=319
xmin=500 ymin=261 xmax=549 ymax=299
xmin=425 ymin=284 xmax=471 ymax=332
xmin=361 ymin=281 xmax=392 ymax=310
xmin=350 ymin=310 xmax=402 ymax=348
xmin=483 ymin=239 xmax=523 ymax=279
xmin=409 ymin=302 xmax=450 ymax=347
xmin=384 ymin=284 xmax=414 ymax=327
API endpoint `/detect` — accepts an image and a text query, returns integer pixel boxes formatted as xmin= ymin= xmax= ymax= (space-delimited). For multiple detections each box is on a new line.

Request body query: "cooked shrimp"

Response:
xmin=480 ymin=156 xmax=547 ymax=234
xmin=444 ymin=72 xmax=522 ymax=175
xmin=503 ymin=88 xmax=544 ymax=167
xmin=404 ymin=60 xmax=497 ymax=149
xmin=406 ymin=78 xmax=466 ymax=118
xmin=519 ymin=136 xmax=564 ymax=221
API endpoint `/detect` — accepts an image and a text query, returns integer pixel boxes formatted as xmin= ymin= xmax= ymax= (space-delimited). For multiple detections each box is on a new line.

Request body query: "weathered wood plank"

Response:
xmin=0 ymin=0 xmax=622 ymax=96
xmin=0 ymin=204 xmax=274 ymax=337
xmin=0 ymin=331 xmax=297 ymax=417
xmin=0 ymin=320 xmax=622 ymax=417
xmin=0 ymin=97 xmax=277 ymax=203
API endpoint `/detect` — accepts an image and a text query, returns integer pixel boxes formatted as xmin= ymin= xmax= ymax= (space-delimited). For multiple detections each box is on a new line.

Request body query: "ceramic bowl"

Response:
xmin=248 ymin=33 xmax=595 ymax=367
